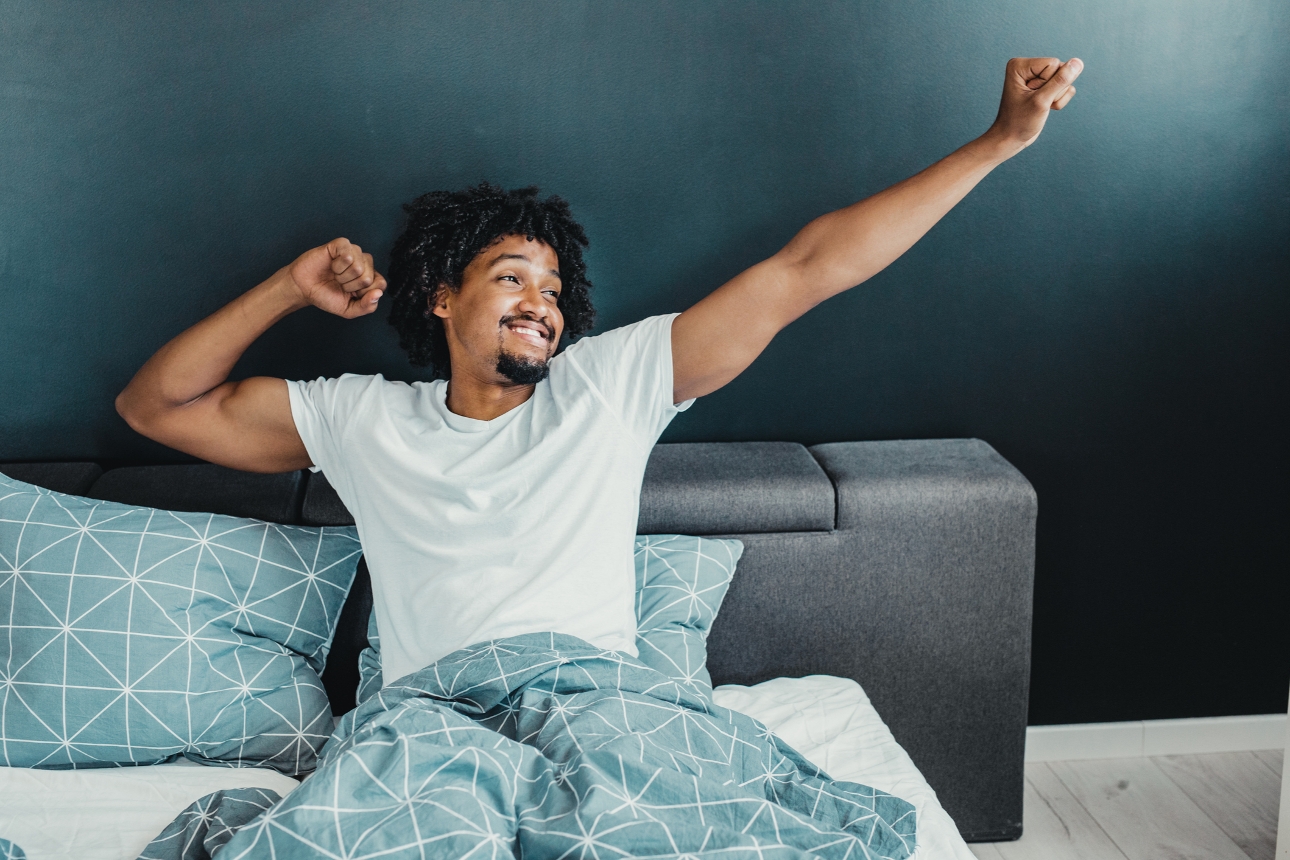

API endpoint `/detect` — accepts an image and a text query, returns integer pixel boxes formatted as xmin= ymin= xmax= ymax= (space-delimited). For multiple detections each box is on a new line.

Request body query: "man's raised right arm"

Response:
xmin=115 ymin=238 xmax=386 ymax=473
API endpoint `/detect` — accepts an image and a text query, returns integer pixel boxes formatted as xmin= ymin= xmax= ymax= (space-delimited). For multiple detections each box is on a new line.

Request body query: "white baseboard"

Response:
xmin=1026 ymin=713 xmax=1287 ymax=761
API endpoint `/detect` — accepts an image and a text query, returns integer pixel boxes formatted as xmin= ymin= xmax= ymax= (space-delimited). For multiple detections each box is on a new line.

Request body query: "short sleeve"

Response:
xmin=559 ymin=313 xmax=693 ymax=448
xmin=286 ymin=373 xmax=381 ymax=479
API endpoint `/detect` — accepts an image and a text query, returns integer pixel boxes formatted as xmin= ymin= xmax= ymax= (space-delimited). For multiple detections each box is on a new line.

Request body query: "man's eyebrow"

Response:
xmin=487 ymin=252 xmax=562 ymax=280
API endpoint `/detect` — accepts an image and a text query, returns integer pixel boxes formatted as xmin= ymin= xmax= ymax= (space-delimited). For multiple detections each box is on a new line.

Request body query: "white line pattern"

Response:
xmin=0 ymin=473 xmax=361 ymax=775
xmin=204 ymin=634 xmax=917 ymax=860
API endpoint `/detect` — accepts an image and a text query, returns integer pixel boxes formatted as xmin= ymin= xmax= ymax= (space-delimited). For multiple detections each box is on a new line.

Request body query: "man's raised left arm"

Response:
xmin=672 ymin=56 xmax=1083 ymax=402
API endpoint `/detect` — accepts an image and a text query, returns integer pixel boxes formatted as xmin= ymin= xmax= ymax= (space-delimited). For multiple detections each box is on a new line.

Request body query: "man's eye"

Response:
xmin=500 ymin=275 xmax=519 ymax=283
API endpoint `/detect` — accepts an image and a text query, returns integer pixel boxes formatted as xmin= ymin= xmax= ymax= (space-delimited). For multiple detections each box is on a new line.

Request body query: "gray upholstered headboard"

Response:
xmin=3 ymin=439 xmax=1035 ymax=842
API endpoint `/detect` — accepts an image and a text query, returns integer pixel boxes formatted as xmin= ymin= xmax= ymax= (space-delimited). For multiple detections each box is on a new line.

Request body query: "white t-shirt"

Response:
xmin=287 ymin=313 xmax=692 ymax=686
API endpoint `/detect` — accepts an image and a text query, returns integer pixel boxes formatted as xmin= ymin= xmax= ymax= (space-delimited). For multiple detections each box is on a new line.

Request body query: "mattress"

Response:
xmin=713 ymin=675 xmax=976 ymax=860
xmin=0 ymin=675 xmax=975 ymax=860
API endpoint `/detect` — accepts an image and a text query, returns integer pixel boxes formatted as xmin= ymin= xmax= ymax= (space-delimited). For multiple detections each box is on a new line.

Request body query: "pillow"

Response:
xmin=632 ymin=534 xmax=743 ymax=699
xmin=355 ymin=534 xmax=743 ymax=707
xmin=0 ymin=472 xmax=361 ymax=775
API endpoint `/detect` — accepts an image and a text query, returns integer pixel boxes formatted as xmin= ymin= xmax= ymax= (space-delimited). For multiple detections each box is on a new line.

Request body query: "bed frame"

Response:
xmin=3 ymin=438 xmax=1036 ymax=842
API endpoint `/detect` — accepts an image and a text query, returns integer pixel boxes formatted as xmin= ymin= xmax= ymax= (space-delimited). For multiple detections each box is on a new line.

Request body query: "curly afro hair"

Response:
xmin=386 ymin=182 xmax=595 ymax=376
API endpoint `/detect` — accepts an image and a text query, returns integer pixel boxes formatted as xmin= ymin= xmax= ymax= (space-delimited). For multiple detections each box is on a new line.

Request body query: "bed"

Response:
xmin=0 ymin=438 xmax=1035 ymax=856
xmin=0 ymin=675 xmax=974 ymax=860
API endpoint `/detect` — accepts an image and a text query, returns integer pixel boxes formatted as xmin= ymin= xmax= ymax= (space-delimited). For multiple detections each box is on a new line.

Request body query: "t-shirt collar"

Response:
xmin=432 ymin=380 xmax=529 ymax=433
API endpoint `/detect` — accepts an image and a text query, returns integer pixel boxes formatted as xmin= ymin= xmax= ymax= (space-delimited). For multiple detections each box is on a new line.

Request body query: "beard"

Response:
xmin=495 ymin=348 xmax=550 ymax=385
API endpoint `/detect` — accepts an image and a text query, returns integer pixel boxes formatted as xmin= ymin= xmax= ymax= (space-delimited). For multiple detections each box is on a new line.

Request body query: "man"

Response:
xmin=117 ymin=57 xmax=1081 ymax=688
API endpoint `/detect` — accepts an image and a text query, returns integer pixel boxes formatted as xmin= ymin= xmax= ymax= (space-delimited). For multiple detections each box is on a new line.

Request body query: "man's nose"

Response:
xmin=515 ymin=287 xmax=548 ymax=315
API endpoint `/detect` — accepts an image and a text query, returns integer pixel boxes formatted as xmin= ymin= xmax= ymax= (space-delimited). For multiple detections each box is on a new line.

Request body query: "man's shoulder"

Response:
xmin=557 ymin=313 xmax=677 ymax=363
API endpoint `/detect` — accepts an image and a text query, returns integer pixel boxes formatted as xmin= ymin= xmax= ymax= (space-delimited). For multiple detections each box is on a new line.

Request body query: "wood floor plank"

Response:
xmin=1050 ymin=757 xmax=1250 ymax=860
xmin=996 ymin=763 xmax=1129 ymax=860
xmin=1254 ymin=747 xmax=1283 ymax=778
xmin=1154 ymin=751 xmax=1279 ymax=860
xmin=969 ymin=843 xmax=1006 ymax=859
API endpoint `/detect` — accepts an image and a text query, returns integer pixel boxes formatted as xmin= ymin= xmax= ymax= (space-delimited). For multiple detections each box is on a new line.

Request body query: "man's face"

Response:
xmin=432 ymin=234 xmax=564 ymax=385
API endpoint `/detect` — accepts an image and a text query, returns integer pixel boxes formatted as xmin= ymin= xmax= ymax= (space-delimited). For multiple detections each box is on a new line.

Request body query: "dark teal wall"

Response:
xmin=3 ymin=1 xmax=1286 ymax=725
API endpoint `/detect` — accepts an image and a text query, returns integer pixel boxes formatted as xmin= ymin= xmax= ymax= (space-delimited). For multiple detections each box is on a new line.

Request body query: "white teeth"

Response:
xmin=510 ymin=325 xmax=544 ymax=340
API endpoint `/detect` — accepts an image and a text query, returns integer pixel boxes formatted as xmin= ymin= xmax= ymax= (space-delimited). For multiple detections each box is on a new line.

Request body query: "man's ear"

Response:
xmin=430 ymin=284 xmax=451 ymax=320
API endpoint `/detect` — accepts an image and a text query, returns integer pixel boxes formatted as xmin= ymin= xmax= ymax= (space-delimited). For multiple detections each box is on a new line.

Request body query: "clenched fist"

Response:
xmin=284 ymin=238 xmax=387 ymax=319
xmin=990 ymin=56 xmax=1083 ymax=150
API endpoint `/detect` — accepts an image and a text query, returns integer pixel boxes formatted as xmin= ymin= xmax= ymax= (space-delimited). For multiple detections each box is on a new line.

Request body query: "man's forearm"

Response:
xmin=116 ymin=269 xmax=305 ymax=423
xmin=671 ymin=57 xmax=1081 ymax=403
xmin=782 ymin=130 xmax=1019 ymax=304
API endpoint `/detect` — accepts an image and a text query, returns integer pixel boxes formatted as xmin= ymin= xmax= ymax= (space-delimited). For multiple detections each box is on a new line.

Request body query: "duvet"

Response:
xmin=141 ymin=633 xmax=917 ymax=859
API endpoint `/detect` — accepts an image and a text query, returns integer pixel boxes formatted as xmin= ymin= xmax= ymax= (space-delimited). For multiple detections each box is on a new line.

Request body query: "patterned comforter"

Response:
xmin=143 ymin=633 xmax=917 ymax=859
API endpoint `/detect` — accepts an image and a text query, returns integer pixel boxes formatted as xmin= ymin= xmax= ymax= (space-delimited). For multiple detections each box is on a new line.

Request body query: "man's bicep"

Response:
xmin=671 ymin=255 xmax=810 ymax=403
xmin=146 ymin=377 xmax=313 ymax=473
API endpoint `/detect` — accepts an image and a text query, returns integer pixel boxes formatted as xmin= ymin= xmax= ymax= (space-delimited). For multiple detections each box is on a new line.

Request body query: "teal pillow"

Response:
xmin=632 ymin=534 xmax=743 ymax=699
xmin=355 ymin=534 xmax=743 ymax=707
xmin=0 ymin=472 xmax=361 ymax=775
xmin=355 ymin=612 xmax=383 ymax=708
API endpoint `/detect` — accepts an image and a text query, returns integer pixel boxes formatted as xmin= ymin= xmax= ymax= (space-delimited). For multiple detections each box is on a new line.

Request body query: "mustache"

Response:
xmin=499 ymin=314 xmax=554 ymax=342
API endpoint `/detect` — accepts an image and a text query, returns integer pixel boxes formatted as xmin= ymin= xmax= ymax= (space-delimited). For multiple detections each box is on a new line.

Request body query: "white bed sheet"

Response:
xmin=0 ymin=675 xmax=974 ymax=860
xmin=714 ymin=675 xmax=976 ymax=860
xmin=0 ymin=759 xmax=299 ymax=860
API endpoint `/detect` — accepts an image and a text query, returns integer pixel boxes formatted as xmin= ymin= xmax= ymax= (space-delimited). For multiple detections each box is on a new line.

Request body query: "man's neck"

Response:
xmin=444 ymin=371 xmax=536 ymax=421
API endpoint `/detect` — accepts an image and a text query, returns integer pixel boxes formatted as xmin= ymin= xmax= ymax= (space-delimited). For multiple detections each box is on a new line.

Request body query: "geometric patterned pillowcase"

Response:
xmin=355 ymin=534 xmax=743 ymax=708
xmin=632 ymin=534 xmax=743 ymax=703
xmin=0 ymin=472 xmax=362 ymax=776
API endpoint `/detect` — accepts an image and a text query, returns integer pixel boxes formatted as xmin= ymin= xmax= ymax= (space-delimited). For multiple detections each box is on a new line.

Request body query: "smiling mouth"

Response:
xmin=503 ymin=319 xmax=552 ymax=347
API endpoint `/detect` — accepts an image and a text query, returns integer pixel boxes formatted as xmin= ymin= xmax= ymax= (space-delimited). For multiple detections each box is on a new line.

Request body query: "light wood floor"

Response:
xmin=970 ymin=749 xmax=1283 ymax=860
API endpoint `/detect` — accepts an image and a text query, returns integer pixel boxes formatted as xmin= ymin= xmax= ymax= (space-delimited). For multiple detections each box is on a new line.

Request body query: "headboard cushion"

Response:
xmin=88 ymin=464 xmax=305 ymax=523
xmin=301 ymin=471 xmax=353 ymax=526
xmin=639 ymin=442 xmax=834 ymax=534
xmin=0 ymin=462 xmax=102 ymax=496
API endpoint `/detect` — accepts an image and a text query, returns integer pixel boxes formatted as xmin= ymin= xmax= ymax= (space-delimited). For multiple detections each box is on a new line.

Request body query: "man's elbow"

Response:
xmin=115 ymin=385 xmax=160 ymax=438
xmin=116 ymin=387 xmax=142 ymax=431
